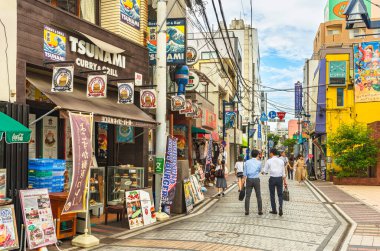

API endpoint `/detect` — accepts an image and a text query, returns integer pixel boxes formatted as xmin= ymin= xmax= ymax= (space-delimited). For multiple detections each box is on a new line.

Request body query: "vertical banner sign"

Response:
xmin=51 ymin=66 xmax=74 ymax=92
xmin=248 ymin=128 xmax=256 ymax=138
xmin=147 ymin=18 xmax=186 ymax=65
xmin=295 ymin=82 xmax=303 ymax=118
xmin=62 ymin=113 xmax=93 ymax=214
xmin=118 ymin=82 xmax=134 ymax=104
xmin=160 ymin=136 xmax=178 ymax=213
xmin=258 ymin=124 xmax=262 ymax=139
xmin=120 ymin=0 xmax=141 ymax=30
xmin=87 ymin=75 xmax=107 ymax=98
xmin=354 ymin=42 xmax=380 ymax=102
xmin=140 ymin=89 xmax=157 ymax=109
xmin=43 ymin=25 xmax=66 ymax=61
xmin=205 ymin=138 xmax=213 ymax=173
xmin=171 ymin=95 xmax=186 ymax=111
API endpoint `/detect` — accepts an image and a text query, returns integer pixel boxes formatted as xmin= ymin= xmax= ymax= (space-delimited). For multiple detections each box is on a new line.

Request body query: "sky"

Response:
xmin=204 ymin=0 xmax=327 ymax=128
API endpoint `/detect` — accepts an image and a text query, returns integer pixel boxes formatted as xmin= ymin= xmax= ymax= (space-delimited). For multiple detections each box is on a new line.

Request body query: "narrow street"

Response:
xmin=83 ymin=176 xmax=347 ymax=251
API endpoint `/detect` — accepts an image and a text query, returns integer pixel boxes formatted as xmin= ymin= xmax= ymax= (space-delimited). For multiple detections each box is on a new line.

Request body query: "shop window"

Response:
xmin=337 ymin=88 xmax=344 ymax=107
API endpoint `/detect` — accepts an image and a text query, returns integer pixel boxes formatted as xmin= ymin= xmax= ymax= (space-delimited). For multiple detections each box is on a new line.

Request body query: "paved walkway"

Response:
xmin=312 ymin=181 xmax=380 ymax=251
xmin=79 ymin=176 xmax=346 ymax=251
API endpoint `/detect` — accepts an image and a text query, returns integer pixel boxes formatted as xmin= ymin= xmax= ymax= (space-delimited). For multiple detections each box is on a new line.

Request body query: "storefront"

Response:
xmin=3 ymin=0 xmax=155 ymax=237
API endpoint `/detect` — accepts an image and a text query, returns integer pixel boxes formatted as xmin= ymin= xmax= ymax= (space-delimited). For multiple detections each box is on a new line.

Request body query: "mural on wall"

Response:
xmin=120 ymin=0 xmax=141 ymax=30
xmin=354 ymin=42 xmax=380 ymax=102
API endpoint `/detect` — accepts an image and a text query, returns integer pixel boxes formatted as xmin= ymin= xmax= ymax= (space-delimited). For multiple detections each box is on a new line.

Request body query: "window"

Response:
xmin=327 ymin=25 xmax=342 ymax=35
xmin=57 ymin=0 xmax=79 ymax=15
xmin=45 ymin=0 xmax=97 ymax=24
xmin=337 ymin=88 xmax=344 ymax=107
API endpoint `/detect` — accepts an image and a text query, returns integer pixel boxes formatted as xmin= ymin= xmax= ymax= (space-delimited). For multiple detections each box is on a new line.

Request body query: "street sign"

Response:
xmin=268 ymin=111 xmax=277 ymax=119
xmin=155 ymin=157 xmax=164 ymax=174
xmin=269 ymin=140 xmax=274 ymax=148
xmin=277 ymin=112 xmax=286 ymax=120
xmin=260 ymin=112 xmax=268 ymax=122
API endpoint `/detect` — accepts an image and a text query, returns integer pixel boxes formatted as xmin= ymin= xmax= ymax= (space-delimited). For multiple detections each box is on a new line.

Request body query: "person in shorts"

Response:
xmin=234 ymin=155 xmax=245 ymax=192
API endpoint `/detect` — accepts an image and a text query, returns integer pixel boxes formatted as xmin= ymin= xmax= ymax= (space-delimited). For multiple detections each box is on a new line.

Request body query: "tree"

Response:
xmin=267 ymin=133 xmax=280 ymax=148
xmin=328 ymin=123 xmax=379 ymax=178
xmin=283 ymin=138 xmax=297 ymax=154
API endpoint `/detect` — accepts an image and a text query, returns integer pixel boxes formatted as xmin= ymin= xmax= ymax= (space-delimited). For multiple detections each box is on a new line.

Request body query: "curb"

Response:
xmin=306 ymin=180 xmax=356 ymax=251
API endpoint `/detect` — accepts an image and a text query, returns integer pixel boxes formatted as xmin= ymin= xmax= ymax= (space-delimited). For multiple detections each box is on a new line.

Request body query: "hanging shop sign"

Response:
xmin=135 ymin=72 xmax=143 ymax=86
xmin=354 ymin=42 xmax=380 ymax=103
xmin=201 ymin=109 xmax=217 ymax=130
xmin=51 ymin=65 xmax=74 ymax=92
xmin=19 ymin=189 xmax=57 ymax=249
xmin=186 ymin=102 xmax=198 ymax=117
xmin=116 ymin=126 xmax=134 ymax=143
xmin=295 ymin=82 xmax=303 ymax=117
xmin=225 ymin=112 xmax=236 ymax=129
xmin=118 ymin=82 xmax=134 ymax=104
xmin=258 ymin=124 xmax=262 ymax=139
xmin=62 ymin=113 xmax=93 ymax=214
xmin=147 ymin=18 xmax=186 ymax=65
xmin=120 ymin=0 xmax=141 ymax=30
xmin=42 ymin=116 xmax=58 ymax=159
xmin=140 ymin=89 xmax=157 ymax=109
xmin=194 ymin=107 xmax=202 ymax=119
xmin=179 ymin=99 xmax=193 ymax=115
xmin=186 ymin=71 xmax=200 ymax=91
xmin=0 ymin=205 xmax=19 ymax=251
xmin=43 ymin=25 xmax=66 ymax=61
xmin=277 ymin=111 xmax=286 ymax=120
xmin=125 ymin=190 xmax=144 ymax=229
xmin=186 ymin=46 xmax=198 ymax=65
xmin=171 ymin=95 xmax=186 ymax=111
xmin=161 ymin=136 xmax=178 ymax=213
xmin=87 ymin=75 xmax=107 ymax=98
xmin=268 ymin=111 xmax=277 ymax=119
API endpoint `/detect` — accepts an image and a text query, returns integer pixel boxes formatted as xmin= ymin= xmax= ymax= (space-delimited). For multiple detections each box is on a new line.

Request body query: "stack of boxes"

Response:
xmin=28 ymin=159 xmax=66 ymax=192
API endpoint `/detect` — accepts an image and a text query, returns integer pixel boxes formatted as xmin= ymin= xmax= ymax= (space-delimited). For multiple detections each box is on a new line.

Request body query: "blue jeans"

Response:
xmin=269 ymin=176 xmax=283 ymax=212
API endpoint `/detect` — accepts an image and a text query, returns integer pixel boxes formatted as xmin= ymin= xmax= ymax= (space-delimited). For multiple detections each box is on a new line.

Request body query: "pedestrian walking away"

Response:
xmin=243 ymin=149 xmax=263 ymax=216
xmin=279 ymin=151 xmax=289 ymax=178
xmin=263 ymin=148 xmax=287 ymax=216
xmin=234 ymin=155 xmax=244 ymax=192
xmin=287 ymin=155 xmax=295 ymax=180
xmin=215 ymin=159 xmax=228 ymax=196
xmin=295 ymin=154 xmax=307 ymax=184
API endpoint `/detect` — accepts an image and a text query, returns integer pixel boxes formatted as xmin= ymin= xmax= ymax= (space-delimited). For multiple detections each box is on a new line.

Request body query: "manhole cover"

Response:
xmin=206 ymin=232 xmax=239 ymax=238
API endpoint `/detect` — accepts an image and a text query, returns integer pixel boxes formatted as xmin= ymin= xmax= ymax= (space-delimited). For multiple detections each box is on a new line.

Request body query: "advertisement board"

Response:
xmin=120 ymin=0 xmax=141 ymax=30
xmin=0 ymin=205 xmax=18 ymax=251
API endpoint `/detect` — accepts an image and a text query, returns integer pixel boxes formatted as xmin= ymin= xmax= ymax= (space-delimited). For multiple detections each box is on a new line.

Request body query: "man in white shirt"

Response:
xmin=263 ymin=148 xmax=287 ymax=216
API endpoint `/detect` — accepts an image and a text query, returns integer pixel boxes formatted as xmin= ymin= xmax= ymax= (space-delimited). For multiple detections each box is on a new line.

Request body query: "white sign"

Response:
xmin=51 ymin=66 xmax=74 ymax=92
xmin=87 ymin=75 xmax=107 ymax=98
xmin=186 ymin=71 xmax=200 ymax=91
xmin=135 ymin=72 xmax=143 ymax=86
xmin=140 ymin=89 xmax=156 ymax=109
xmin=118 ymin=82 xmax=134 ymax=104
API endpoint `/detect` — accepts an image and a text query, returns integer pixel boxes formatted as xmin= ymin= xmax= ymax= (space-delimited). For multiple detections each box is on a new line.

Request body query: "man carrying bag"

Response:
xmin=242 ymin=150 xmax=263 ymax=216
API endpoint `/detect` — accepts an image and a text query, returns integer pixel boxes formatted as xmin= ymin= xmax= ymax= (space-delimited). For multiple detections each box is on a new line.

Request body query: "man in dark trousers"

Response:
xmin=263 ymin=148 xmax=287 ymax=216
xmin=243 ymin=150 xmax=263 ymax=216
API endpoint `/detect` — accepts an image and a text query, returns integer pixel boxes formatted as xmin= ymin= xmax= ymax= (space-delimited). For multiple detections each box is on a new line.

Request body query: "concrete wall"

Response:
xmin=0 ymin=1 xmax=17 ymax=102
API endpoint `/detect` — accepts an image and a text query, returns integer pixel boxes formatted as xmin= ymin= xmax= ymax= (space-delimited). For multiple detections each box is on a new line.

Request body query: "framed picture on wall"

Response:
xmin=116 ymin=126 xmax=134 ymax=144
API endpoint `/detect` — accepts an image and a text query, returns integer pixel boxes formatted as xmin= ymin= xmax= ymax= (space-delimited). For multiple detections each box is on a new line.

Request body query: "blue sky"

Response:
xmin=205 ymin=0 xmax=327 ymax=124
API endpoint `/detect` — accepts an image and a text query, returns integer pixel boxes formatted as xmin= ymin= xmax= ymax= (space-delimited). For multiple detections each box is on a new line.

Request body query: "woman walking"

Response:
xmin=287 ymin=155 xmax=295 ymax=180
xmin=234 ymin=155 xmax=244 ymax=192
xmin=215 ymin=160 xmax=228 ymax=196
xmin=295 ymin=155 xmax=306 ymax=183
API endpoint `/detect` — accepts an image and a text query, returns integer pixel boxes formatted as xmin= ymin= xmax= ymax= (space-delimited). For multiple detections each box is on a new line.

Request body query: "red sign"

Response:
xmin=201 ymin=109 xmax=216 ymax=130
xmin=277 ymin=112 xmax=286 ymax=120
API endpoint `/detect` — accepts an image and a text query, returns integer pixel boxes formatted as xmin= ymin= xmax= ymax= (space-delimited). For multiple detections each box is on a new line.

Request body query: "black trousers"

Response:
xmin=245 ymin=178 xmax=262 ymax=213
xmin=269 ymin=176 xmax=283 ymax=212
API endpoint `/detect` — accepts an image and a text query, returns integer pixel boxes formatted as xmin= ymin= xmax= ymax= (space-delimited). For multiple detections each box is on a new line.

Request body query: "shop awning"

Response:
xmin=191 ymin=127 xmax=210 ymax=134
xmin=0 ymin=112 xmax=31 ymax=143
xmin=26 ymin=72 xmax=157 ymax=129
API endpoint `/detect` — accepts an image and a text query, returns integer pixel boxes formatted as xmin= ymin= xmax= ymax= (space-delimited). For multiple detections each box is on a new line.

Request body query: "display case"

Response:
xmin=107 ymin=166 xmax=144 ymax=206
xmin=89 ymin=167 xmax=105 ymax=213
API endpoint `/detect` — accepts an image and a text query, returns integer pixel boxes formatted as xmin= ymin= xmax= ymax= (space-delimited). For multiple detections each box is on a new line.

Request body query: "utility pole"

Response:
xmin=155 ymin=0 xmax=167 ymax=213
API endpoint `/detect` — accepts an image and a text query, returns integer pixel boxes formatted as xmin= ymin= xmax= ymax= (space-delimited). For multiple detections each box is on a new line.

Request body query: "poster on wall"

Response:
xmin=160 ymin=136 xmax=178 ymax=213
xmin=120 ymin=0 xmax=141 ymax=30
xmin=0 ymin=205 xmax=19 ymax=250
xmin=116 ymin=126 xmax=134 ymax=143
xmin=43 ymin=25 xmax=66 ymax=62
xmin=19 ymin=189 xmax=57 ymax=249
xmin=135 ymin=72 xmax=143 ymax=86
xmin=62 ymin=113 xmax=93 ymax=214
xmin=140 ymin=89 xmax=157 ymax=109
xmin=97 ymin=123 xmax=108 ymax=159
xmin=125 ymin=190 xmax=143 ymax=229
xmin=29 ymin=114 xmax=36 ymax=159
xmin=173 ymin=125 xmax=186 ymax=158
xmin=225 ymin=112 xmax=236 ymax=129
xmin=354 ymin=42 xmax=380 ymax=102
xmin=179 ymin=99 xmax=193 ymax=115
xmin=183 ymin=179 xmax=194 ymax=214
xmin=118 ymin=82 xmax=134 ymax=104
xmin=171 ymin=95 xmax=186 ymax=111
xmin=65 ymin=119 xmax=73 ymax=161
xmin=42 ymin=116 xmax=58 ymax=159
xmin=87 ymin=75 xmax=107 ymax=98
xmin=139 ymin=190 xmax=156 ymax=225
xmin=51 ymin=66 xmax=74 ymax=92
xmin=0 ymin=170 xmax=6 ymax=199
xmin=147 ymin=18 xmax=186 ymax=65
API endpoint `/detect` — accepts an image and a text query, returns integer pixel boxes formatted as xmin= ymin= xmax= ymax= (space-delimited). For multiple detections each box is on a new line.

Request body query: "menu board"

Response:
xmin=139 ymin=190 xmax=156 ymax=226
xmin=42 ymin=116 xmax=58 ymax=159
xmin=0 ymin=205 xmax=19 ymax=250
xmin=19 ymin=189 xmax=57 ymax=249
xmin=125 ymin=190 xmax=143 ymax=229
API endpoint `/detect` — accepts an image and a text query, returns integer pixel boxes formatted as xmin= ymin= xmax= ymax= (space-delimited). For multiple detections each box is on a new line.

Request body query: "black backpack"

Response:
xmin=215 ymin=167 xmax=224 ymax=178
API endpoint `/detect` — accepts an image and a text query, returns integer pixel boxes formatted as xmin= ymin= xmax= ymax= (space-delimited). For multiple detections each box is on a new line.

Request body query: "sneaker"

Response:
xmin=279 ymin=208 xmax=283 ymax=216
xmin=245 ymin=212 xmax=249 ymax=215
xmin=258 ymin=212 xmax=263 ymax=215
xmin=269 ymin=211 xmax=278 ymax=215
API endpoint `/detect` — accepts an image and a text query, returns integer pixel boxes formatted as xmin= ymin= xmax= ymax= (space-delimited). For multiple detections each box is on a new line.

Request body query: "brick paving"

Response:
xmin=313 ymin=181 xmax=380 ymax=251
xmin=76 ymin=176 xmax=345 ymax=251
